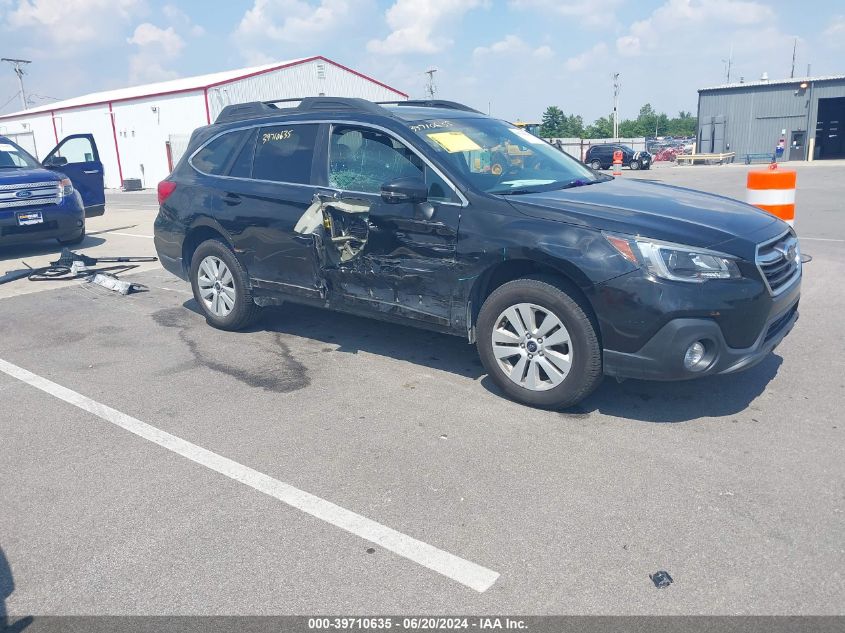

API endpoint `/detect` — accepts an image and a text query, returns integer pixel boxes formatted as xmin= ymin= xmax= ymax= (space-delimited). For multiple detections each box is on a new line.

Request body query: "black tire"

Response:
xmin=476 ymin=277 xmax=602 ymax=409
xmin=629 ymin=160 xmax=641 ymax=170
xmin=57 ymin=226 xmax=85 ymax=246
xmin=190 ymin=238 xmax=261 ymax=331
xmin=589 ymin=159 xmax=602 ymax=170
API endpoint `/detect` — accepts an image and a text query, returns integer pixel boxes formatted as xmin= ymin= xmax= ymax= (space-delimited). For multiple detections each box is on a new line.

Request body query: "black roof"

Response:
xmin=214 ymin=97 xmax=484 ymax=125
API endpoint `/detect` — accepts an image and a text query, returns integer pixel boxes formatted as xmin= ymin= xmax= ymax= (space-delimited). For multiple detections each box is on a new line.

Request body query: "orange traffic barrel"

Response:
xmin=612 ymin=150 xmax=623 ymax=176
xmin=746 ymin=163 xmax=796 ymax=226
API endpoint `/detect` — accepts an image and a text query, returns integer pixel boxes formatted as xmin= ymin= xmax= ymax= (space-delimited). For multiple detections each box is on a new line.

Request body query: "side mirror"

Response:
xmin=45 ymin=156 xmax=68 ymax=167
xmin=380 ymin=176 xmax=428 ymax=204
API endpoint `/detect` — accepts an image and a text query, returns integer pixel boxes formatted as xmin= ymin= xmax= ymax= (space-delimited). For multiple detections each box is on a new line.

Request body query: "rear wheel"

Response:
xmin=589 ymin=159 xmax=602 ymax=170
xmin=477 ymin=277 xmax=603 ymax=409
xmin=190 ymin=239 xmax=261 ymax=331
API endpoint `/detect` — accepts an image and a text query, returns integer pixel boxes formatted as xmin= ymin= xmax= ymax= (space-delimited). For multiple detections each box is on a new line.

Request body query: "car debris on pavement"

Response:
xmin=1 ymin=248 xmax=157 ymax=294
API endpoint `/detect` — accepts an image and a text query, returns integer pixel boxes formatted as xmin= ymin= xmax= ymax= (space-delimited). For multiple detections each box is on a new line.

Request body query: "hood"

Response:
xmin=0 ymin=167 xmax=62 ymax=185
xmin=507 ymin=178 xmax=783 ymax=257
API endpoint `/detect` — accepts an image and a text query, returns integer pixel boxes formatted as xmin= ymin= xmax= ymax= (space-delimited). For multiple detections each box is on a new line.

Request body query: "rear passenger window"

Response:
xmin=252 ymin=124 xmax=318 ymax=184
xmin=192 ymin=131 xmax=245 ymax=175
xmin=228 ymin=129 xmax=257 ymax=178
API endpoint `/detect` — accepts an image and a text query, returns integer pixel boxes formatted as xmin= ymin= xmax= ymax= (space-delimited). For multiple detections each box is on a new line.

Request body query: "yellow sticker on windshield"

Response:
xmin=427 ymin=131 xmax=482 ymax=153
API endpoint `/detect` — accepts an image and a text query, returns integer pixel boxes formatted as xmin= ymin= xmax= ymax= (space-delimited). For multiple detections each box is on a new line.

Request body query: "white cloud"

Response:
xmin=473 ymin=34 xmax=526 ymax=58
xmin=616 ymin=0 xmax=774 ymax=57
xmin=367 ymin=0 xmax=486 ymax=55
xmin=127 ymin=23 xmax=186 ymax=83
xmin=824 ymin=15 xmax=845 ymax=48
xmin=473 ymin=34 xmax=553 ymax=61
xmin=565 ymin=43 xmax=607 ymax=71
xmin=163 ymin=4 xmax=205 ymax=37
xmin=509 ymin=0 xmax=623 ymax=28
xmin=235 ymin=0 xmax=352 ymax=52
xmin=5 ymin=0 xmax=143 ymax=46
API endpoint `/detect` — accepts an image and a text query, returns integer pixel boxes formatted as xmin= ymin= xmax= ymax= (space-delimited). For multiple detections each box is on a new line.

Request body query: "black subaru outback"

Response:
xmin=154 ymin=98 xmax=800 ymax=409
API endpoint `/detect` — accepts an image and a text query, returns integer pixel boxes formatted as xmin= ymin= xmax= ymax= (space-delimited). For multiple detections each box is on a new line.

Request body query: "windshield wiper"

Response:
xmin=492 ymin=187 xmax=548 ymax=195
xmin=554 ymin=178 xmax=604 ymax=190
xmin=492 ymin=178 xmax=603 ymax=195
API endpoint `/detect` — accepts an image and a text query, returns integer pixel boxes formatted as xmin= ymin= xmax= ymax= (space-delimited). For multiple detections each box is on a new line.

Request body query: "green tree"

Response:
xmin=562 ymin=114 xmax=585 ymax=138
xmin=584 ymin=115 xmax=614 ymax=139
xmin=619 ymin=119 xmax=640 ymax=137
xmin=666 ymin=111 xmax=696 ymax=137
xmin=539 ymin=106 xmax=565 ymax=137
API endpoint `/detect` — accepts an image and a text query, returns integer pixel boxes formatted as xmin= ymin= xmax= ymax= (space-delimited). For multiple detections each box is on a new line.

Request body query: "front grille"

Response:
xmin=0 ymin=181 xmax=61 ymax=210
xmin=756 ymin=231 xmax=801 ymax=295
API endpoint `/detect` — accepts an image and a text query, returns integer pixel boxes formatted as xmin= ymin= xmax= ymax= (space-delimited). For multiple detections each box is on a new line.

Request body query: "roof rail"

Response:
xmin=215 ymin=96 xmax=391 ymax=124
xmin=377 ymin=100 xmax=484 ymax=114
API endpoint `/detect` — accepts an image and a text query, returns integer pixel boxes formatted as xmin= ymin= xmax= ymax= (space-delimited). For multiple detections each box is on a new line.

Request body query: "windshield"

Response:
xmin=405 ymin=117 xmax=601 ymax=194
xmin=0 ymin=140 xmax=40 ymax=169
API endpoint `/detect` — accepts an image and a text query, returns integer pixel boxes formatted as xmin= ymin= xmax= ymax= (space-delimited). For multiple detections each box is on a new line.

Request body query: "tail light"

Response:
xmin=158 ymin=180 xmax=177 ymax=205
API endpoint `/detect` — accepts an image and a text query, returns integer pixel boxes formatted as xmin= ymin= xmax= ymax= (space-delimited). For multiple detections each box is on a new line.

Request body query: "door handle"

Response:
xmin=83 ymin=170 xmax=100 ymax=174
xmin=223 ymin=193 xmax=242 ymax=206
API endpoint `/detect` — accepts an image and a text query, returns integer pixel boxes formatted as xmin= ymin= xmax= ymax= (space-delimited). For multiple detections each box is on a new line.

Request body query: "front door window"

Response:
xmin=329 ymin=125 xmax=456 ymax=203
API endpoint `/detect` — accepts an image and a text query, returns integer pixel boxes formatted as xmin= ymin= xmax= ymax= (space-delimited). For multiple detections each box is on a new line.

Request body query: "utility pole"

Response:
xmin=612 ymin=72 xmax=620 ymax=139
xmin=790 ymin=37 xmax=798 ymax=78
xmin=425 ymin=67 xmax=437 ymax=100
xmin=1 ymin=58 xmax=31 ymax=110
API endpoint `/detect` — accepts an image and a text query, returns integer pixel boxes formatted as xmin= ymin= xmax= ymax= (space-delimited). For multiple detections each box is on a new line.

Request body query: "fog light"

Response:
xmin=683 ymin=341 xmax=706 ymax=370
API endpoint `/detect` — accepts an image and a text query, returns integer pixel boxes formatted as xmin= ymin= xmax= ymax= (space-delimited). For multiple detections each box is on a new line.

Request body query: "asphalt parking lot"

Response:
xmin=1 ymin=163 xmax=843 ymax=616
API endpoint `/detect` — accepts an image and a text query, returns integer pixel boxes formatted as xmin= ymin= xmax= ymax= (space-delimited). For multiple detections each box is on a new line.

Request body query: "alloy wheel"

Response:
xmin=491 ymin=302 xmax=573 ymax=391
xmin=197 ymin=255 xmax=236 ymax=317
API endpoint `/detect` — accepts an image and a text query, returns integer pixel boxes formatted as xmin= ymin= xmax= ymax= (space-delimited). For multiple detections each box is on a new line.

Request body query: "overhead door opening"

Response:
xmin=815 ymin=97 xmax=845 ymax=160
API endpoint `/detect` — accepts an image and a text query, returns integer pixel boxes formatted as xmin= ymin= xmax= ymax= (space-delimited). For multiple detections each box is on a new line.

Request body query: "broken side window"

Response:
xmin=329 ymin=125 xmax=457 ymax=203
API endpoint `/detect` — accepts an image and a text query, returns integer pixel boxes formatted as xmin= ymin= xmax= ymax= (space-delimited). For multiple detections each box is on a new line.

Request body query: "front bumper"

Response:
xmin=603 ymin=298 xmax=799 ymax=381
xmin=0 ymin=199 xmax=85 ymax=246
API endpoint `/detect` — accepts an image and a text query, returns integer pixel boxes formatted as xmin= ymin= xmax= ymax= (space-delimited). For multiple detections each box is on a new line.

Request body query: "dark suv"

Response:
xmin=585 ymin=143 xmax=651 ymax=171
xmin=154 ymin=98 xmax=800 ymax=409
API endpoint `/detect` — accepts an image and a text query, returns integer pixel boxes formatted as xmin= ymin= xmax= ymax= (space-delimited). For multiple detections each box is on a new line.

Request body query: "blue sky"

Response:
xmin=1 ymin=0 xmax=843 ymax=123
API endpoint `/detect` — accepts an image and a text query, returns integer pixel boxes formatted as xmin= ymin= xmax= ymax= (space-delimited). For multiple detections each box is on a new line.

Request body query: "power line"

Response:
xmin=1 ymin=58 xmax=31 ymax=110
xmin=0 ymin=91 xmax=21 ymax=112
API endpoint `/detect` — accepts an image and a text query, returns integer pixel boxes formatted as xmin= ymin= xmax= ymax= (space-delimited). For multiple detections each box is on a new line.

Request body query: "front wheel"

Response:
xmin=589 ymin=159 xmax=602 ymax=170
xmin=629 ymin=160 xmax=641 ymax=170
xmin=190 ymin=239 xmax=261 ymax=331
xmin=476 ymin=278 xmax=603 ymax=409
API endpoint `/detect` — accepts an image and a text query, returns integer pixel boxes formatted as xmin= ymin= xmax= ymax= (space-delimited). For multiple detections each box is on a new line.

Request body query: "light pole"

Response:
xmin=612 ymin=72 xmax=620 ymax=139
xmin=425 ymin=67 xmax=438 ymax=100
xmin=2 ymin=58 xmax=31 ymax=110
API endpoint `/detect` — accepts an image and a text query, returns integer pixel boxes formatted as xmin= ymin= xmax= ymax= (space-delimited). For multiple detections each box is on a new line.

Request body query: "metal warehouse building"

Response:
xmin=697 ymin=74 xmax=845 ymax=161
xmin=0 ymin=56 xmax=407 ymax=189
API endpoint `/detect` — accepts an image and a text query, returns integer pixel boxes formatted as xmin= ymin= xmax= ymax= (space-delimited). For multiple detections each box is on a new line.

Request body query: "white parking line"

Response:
xmin=0 ymin=357 xmax=499 ymax=593
xmin=109 ymin=232 xmax=154 ymax=239
xmin=800 ymin=237 xmax=845 ymax=242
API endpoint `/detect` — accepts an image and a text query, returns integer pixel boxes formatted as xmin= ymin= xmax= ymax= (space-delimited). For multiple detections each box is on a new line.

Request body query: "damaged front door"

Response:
xmin=313 ymin=125 xmax=462 ymax=327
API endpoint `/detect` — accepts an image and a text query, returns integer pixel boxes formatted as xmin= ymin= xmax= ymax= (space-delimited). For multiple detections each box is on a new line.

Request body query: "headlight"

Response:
xmin=59 ymin=177 xmax=74 ymax=197
xmin=605 ymin=234 xmax=741 ymax=282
